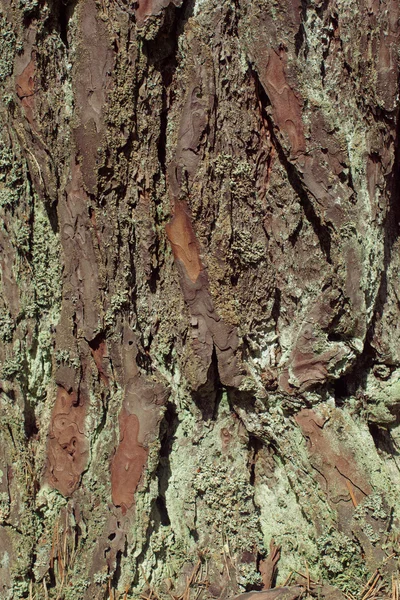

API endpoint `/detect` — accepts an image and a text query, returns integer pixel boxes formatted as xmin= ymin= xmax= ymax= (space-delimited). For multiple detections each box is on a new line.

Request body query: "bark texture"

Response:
xmin=0 ymin=0 xmax=400 ymax=598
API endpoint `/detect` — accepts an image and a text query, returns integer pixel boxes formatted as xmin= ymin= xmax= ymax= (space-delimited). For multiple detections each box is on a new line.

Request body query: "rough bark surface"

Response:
xmin=0 ymin=0 xmax=400 ymax=598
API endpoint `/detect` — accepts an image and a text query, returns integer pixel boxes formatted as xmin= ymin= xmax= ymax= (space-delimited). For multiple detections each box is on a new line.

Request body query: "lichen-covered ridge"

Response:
xmin=0 ymin=0 xmax=400 ymax=598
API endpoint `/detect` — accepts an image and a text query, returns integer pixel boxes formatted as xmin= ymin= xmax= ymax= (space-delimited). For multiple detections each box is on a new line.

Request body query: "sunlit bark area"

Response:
xmin=1 ymin=0 xmax=400 ymax=598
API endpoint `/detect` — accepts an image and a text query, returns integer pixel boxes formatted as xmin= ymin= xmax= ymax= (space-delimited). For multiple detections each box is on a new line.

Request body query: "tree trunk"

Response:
xmin=1 ymin=0 xmax=400 ymax=598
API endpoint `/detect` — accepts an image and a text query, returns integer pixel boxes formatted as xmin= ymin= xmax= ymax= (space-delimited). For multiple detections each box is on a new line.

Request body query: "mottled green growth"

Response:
xmin=18 ymin=0 xmax=40 ymax=15
xmin=0 ymin=310 xmax=14 ymax=342
xmin=317 ymin=531 xmax=368 ymax=595
xmin=1 ymin=348 xmax=23 ymax=381
xmin=354 ymin=493 xmax=388 ymax=522
xmin=159 ymin=394 xmax=262 ymax=591
xmin=12 ymin=219 xmax=30 ymax=254
xmin=104 ymin=290 xmax=130 ymax=327
xmin=0 ymin=14 xmax=15 ymax=83
xmin=0 ymin=187 xmax=19 ymax=209
xmin=231 ymin=230 xmax=266 ymax=266
xmin=363 ymin=369 xmax=400 ymax=424
xmin=31 ymin=202 xmax=62 ymax=310
xmin=255 ymin=455 xmax=320 ymax=583
xmin=0 ymin=0 xmax=400 ymax=597
xmin=0 ymin=135 xmax=23 ymax=197
xmin=55 ymin=349 xmax=80 ymax=369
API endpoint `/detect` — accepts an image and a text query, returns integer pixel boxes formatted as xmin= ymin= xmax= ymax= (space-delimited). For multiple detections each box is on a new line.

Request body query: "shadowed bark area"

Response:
xmin=0 ymin=0 xmax=400 ymax=598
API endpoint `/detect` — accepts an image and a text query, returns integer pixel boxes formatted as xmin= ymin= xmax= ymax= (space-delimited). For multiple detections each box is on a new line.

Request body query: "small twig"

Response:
xmin=43 ymin=578 xmax=49 ymax=600
xmin=26 ymin=147 xmax=43 ymax=185
xmin=392 ymin=574 xmax=399 ymax=600
xmin=188 ymin=559 xmax=201 ymax=586
xmin=50 ymin=521 xmax=57 ymax=571
xmin=194 ymin=563 xmax=204 ymax=600
xmin=361 ymin=571 xmax=380 ymax=597
xmin=223 ymin=548 xmax=231 ymax=582
xmin=305 ymin=560 xmax=310 ymax=592
xmin=109 ymin=576 xmax=115 ymax=600
xmin=141 ymin=566 xmax=161 ymax=600
xmin=345 ymin=479 xmax=358 ymax=508
xmin=186 ymin=559 xmax=202 ymax=599
xmin=282 ymin=571 xmax=294 ymax=587
xmin=63 ymin=510 xmax=69 ymax=565
xmin=57 ymin=542 xmax=64 ymax=583
xmin=221 ymin=530 xmax=232 ymax=583
xmin=174 ymin=559 xmax=203 ymax=600
xmin=361 ymin=571 xmax=381 ymax=600
xmin=194 ymin=581 xmax=208 ymax=600
xmin=293 ymin=571 xmax=318 ymax=585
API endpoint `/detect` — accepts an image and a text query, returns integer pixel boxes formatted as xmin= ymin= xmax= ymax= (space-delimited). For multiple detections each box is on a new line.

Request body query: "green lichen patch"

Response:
xmin=317 ymin=530 xmax=368 ymax=595
xmin=255 ymin=456 xmax=320 ymax=584
xmin=160 ymin=393 xmax=262 ymax=591
xmin=0 ymin=131 xmax=25 ymax=212
xmin=0 ymin=14 xmax=16 ymax=83
xmin=30 ymin=201 xmax=62 ymax=311
xmin=0 ymin=310 xmax=15 ymax=342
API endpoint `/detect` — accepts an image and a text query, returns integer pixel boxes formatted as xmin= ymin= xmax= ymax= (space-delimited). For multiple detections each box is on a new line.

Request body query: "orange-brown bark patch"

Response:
xmin=263 ymin=50 xmax=306 ymax=155
xmin=295 ymin=408 xmax=371 ymax=507
xmin=15 ymin=56 xmax=35 ymax=125
xmin=111 ymin=411 xmax=148 ymax=513
xmin=135 ymin=0 xmax=182 ymax=26
xmin=47 ymin=386 xmax=89 ymax=496
xmin=166 ymin=201 xmax=202 ymax=282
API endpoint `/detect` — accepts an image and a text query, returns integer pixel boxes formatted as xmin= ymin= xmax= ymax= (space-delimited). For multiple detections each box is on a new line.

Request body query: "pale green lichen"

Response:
xmin=12 ymin=219 xmax=30 ymax=253
xmin=159 ymin=393 xmax=262 ymax=591
xmin=0 ymin=310 xmax=15 ymax=343
xmin=104 ymin=290 xmax=130 ymax=327
xmin=0 ymin=187 xmax=19 ymax=209
xmin=0 ymin=135 xmax=24 ymax=187
xmin=19 ymin=0 xmax=41 ymax=14
xmin=354 ymin=492 xmax=388 ymax=522
xmin=255 ymin=458 xmax=320 ymax=583
xmin=31 ymin=203 xmax=62 ymax=311
xmin=0 ymin=15 xmax=15 ymax=83
xmin=55 ymin=349 xmax=80 ymax=369
xmin=338 ymin=408 xmax=400 ymax=521
xmin=93 ymin=571 xmax=109 ymax=585
xmin=0 ymin=491 xmax=10 ymax=522
xmin=363 ymin=369 xmax=400 ymax=424
xmin=1 ymin=352 xmax=23 ymax=381
xmin=26 ymin=327 xmax=56 ymax=401
xmin=361 ymin=522 xmax=381 ymax=545
xmin=317 ymin=530 xmax=368 ymax=595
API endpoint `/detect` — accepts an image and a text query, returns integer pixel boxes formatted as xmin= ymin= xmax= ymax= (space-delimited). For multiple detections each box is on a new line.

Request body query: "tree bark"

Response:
xmin=0 ymin=0 xmax=400 ymax=598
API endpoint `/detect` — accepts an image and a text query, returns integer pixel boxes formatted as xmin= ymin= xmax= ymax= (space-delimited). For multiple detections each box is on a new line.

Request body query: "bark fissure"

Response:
xmin=254 ymin=69 xmax=333 ymax=265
